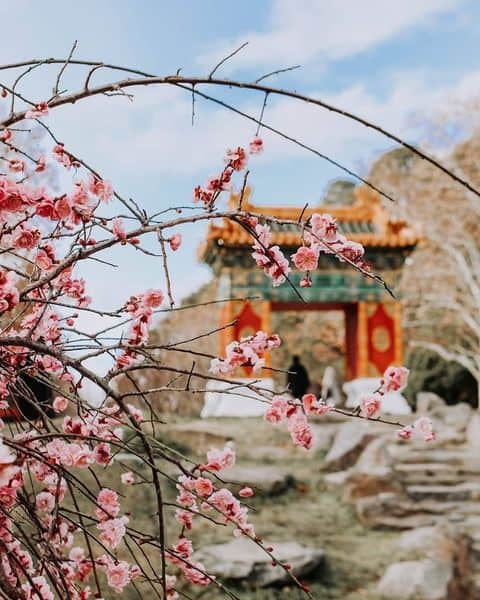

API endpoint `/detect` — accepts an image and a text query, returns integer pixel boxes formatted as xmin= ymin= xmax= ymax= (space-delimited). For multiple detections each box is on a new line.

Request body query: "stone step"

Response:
xmin=388 ymin=447 xmax=480 ymax=468
xmin=407 ymin=482 xmax=480 ymax=502
xmin=394 ymin=462 xmax=480 ymax=485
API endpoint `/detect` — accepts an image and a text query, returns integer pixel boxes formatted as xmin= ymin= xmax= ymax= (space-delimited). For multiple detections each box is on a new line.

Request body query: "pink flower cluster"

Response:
xmin=0 ymin=269 xmax=19 ymax=314
xmin=193 ymin=138 xmax=263 ymax=208
xmin=0 ymin=399 xmax=146 ymax=597
xmin=251 ymin=223 xmax=291 ymax=286
xmin=264 ymin=394 xmax=333 ymax=450
xmin=116 ymin=289 xmax=164 ymax=368
xmin=397 ymin=417 xmax=436 ymax=442
xmin=356 ymin=366 xmax=411 ymax=418
xmin=210 ymin=330 xmax=281 ymax=375
xmin=290 ymin=213 xmax=369 ymax=286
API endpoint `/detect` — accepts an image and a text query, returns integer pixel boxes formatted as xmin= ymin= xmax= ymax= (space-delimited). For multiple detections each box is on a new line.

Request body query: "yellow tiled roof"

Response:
xmin=200 ymin=185 xmax=420 ymax=260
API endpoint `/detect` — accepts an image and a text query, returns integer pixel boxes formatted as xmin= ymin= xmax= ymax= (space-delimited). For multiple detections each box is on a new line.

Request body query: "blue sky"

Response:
xmin=2 ymin=0 xmax=480 ymax=337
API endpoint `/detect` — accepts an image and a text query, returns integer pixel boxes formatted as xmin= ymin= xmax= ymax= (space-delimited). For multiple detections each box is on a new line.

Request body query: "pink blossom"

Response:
xmin=264 ymin=395 xmax=288 ymax=423
xmin=194 ymin=477 xmax=213 ymax=497
xmin=203 ymin=442 xmax=236 ymax=472
xmin=35 ymin=154 xmax=46 ymax=172
xmin=175 ymin=508 xmax=194 ymax=530
xmin=94 ymin=442 xmax=112 ymax=466
xmin=141 ymin=289 xmax=164 ymax=308
xmin=381 ymin=366 xmax=410 ymax=393
xmin=121 ymin=472 xmax=135 ymax=485
xmin=98 ymin=516 xmax=129 ymax=549
xmin=112 ymin=217 xmax=126 ymax=241
xmin=22 ymin=576 xmax=54 ymax=600
xmin=338 ymin=239 xmax=365 ymax=264
xmin=239 ymin=487 xmax=254 ymax=498
xmin=300 ymin=275 xmax=312 ymax=287
xmin=53 ymin=396 xmax=68 ymax=413
xmin=302 ymin=394 xmax=316 ymax=413
xmin=249 ymin=136 xmax=263 ymax=154
xmin=396 ymin=425 xmax=413 ymax=441
xmin=88 ymin=175 xmax=113 ymax=202
xmin=96 ymin=488 xmax=120 ymax=521
xmin=309 ymin=213 xmax=338 ymax=243
xmin=105 ymin=560 xmax=131 ymax=592
xmin=183 ymin=561 xmax=210 ymax=586
xmin=169 ymin=233 xmax=182 ymax=251
xmin=291 ymin=246 xmax=319 ymax=271
xmin=359 ymin=394 xmax=382 ymax=418
xmin=25 ymin=101 xmax=49 ymax=119
xmin=12 ymin=226 xmax=41 ymax=250
xmin=8 ymin=159 xmax=25 ymax=173
xmin=166 ymin=574 xmax=179 ymax=600
xmin=170 ymin=537 xmax=193 ymax=561
xmin=225 ymin=146 xmax=248 ymax=171
xmin=287 ymin=414 xmax=314 ymax=450
xmin=36 ymin=491 xmax=55 ymax=513
xmin=413 ymin=417 xmax=436 ymax=442
xmin=0 ymin=440 xmax=20 ymax=487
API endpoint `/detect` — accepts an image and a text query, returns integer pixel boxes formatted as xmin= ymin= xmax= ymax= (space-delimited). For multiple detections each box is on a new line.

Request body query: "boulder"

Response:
xmin=309 ymin=423 xmax=338 ymax=453
xmin=324 ymin=421 xmax=374 ymax=471
xmin=225 ymin=465 xmax=293 ymax=496
xmin=201 ymin=377 xmax=274 ymax=417
xmin=466 ymin=412 xmax=480 ymax=449
xmin=355 ymin=492 xmax=440 ymax=529
xmin=342 ymin=436 xmax=400 ymax=499
xmin=416 ymin=392 xmax=446 ymax=415
xmin=397 ymin=525 xmax=455 ymax=562
xmin=243 ymin=445 xmax=291 ymax=462
xmin=165 ymin=421 xmax=233 ymax=454
xmin=343 ymin=377 xmax=411 ymax=414
xmin=194 ymin=538 xmax=324 ymax=587
xmin=323 ymin=469 xmax=352 ymax=490
xmin=377 ymin=559 xmax=452 ymax=599
xmin=430 ymin=402 xmax=472 ymax=432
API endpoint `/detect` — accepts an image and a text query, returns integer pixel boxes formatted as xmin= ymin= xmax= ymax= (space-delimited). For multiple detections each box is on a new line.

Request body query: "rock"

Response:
xmin=394 ymin=463 xmax=474 ymax=486
xmin=430 ymin=402 xmax=472 ymax=431
xmin=165 ymin=421 xmax=233 ymax=453
xmin=201 ymin=377 xmax=274 ymax=417
xmin=324 ymin=421 xmax=374 ymax=471
xmin=243 ymin=445 xmax=291 ymax=462
xmin=397 ymin=525 xmax=455 ymax=562
xmin=466 ymin=412 xmax=480 ymax=448
xmin=377 ymin=559 xmax=452 ymax=599
xmin=342 ymin=436 xmax=400 ymax=499
xmin=417 ymin=392 xmax=446 ymax=415
xmin=355 ymin=436 xmax=392 ymax=476
xmin=343 ymin=377 xmax=411 ymax=414
xmin=225 ymin=465 xmax=293 ymax=496
xmin=406 ymin=482 xmax=480 ymax=503
xmin=323 ymin=469 xmax=352 ymax=490
xmin=355 ymin=492 xmax=445 ymax=529
xmin=194 ymin=538 xmax=324 ymax=587
xmin=309 ymin=423 xmax=338 ymax=453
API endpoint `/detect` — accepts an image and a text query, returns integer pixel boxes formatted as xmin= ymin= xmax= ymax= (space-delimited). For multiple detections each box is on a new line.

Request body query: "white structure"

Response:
xmin=201 ymin=378 xmax=274 ymax=418
xmin=343 ymin=377 xmax=411 ymax=415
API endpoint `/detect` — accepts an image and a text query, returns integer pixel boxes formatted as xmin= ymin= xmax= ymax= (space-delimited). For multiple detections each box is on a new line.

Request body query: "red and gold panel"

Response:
xmin=366 ymin=302 xmax=397 ymax=376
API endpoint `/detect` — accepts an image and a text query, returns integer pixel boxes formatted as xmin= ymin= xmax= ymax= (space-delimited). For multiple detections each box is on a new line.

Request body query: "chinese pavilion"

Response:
xmin=200 ymin=182 xmax=419 ymax=387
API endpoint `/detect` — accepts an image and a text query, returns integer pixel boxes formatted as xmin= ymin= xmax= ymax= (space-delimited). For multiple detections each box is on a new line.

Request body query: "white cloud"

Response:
xmin=47 ymin=66 xmax=480 ymax=182
xmin=199 ymin=0 xmax=463 ymax=73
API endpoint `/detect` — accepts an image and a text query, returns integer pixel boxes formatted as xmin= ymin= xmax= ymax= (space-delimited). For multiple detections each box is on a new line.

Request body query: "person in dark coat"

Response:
xmin=286 ymin=355 xmax=310 ymax=399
